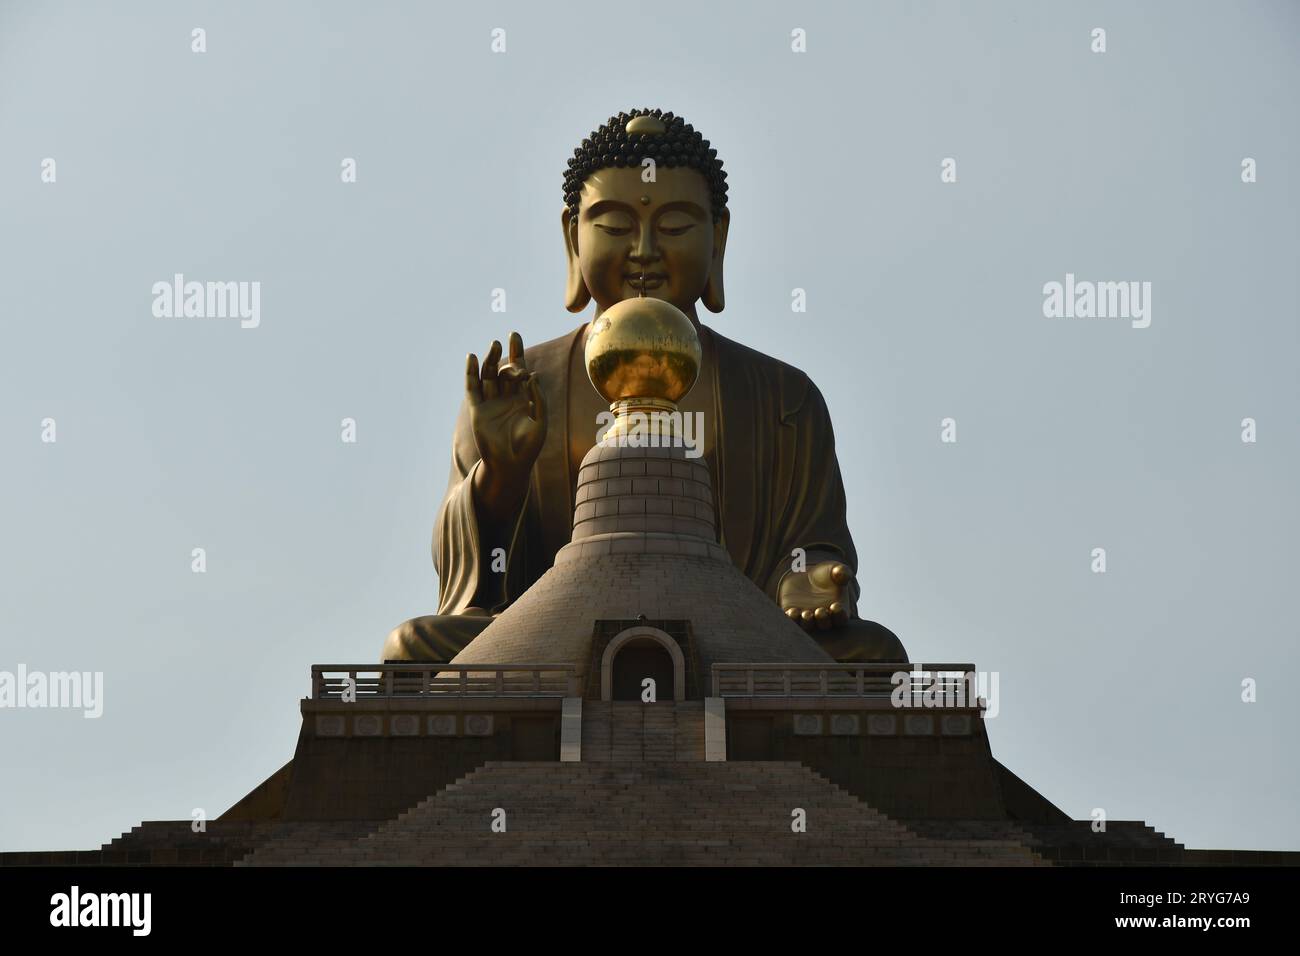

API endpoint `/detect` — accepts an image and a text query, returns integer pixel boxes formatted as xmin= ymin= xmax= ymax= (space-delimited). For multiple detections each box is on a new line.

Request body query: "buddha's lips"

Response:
xmin=625 ymin=272 xmax=666 ymax=288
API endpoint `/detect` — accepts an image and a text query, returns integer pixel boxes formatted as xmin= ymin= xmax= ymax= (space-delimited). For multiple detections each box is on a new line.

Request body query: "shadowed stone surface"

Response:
xmin=450 ymin=439 xmax=833 ymax=686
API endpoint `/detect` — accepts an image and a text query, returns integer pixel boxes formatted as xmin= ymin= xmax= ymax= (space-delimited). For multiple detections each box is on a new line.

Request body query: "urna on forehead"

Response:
xmin=563 ymin=107 xmax=730 ymax=222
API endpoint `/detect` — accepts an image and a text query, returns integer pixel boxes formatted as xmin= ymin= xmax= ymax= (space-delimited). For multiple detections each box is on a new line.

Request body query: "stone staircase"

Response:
xmin=94 ymin=819 xmax=379 ymax=866
xmin=239 ymin=761 xmax=1047 ymax=866
xmin=581 ymin=701 xmax=705 ymax=761
xmin=905 ymin=818 xmax=1184 ymax=866
xmin=82 ymin=820 xmax=278 ymax=865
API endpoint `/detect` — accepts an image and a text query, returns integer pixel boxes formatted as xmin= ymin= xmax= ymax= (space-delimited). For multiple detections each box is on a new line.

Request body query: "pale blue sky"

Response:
xmin=1 ymin=0 xmax=1297 ymax=852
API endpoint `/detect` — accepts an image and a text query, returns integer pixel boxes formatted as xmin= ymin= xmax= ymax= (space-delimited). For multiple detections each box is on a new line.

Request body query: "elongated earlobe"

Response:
xmin=562 ymin=207 xmax=592 ymax=313
xmin=701 ymin=210 xmax=730 ymax=313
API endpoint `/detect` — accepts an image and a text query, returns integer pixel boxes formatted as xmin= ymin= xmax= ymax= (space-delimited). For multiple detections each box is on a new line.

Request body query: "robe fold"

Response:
xmin=432 ymin=322 xmax=867 ymax=624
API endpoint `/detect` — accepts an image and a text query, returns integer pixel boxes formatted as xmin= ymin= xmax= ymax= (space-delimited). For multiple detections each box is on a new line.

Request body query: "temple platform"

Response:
xmin=3 ymin=661 xmax=1296 ymax=867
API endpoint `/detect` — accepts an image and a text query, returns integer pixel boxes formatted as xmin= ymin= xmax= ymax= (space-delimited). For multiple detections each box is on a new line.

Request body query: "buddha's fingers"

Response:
xmin=813 ymin=606 xmax=832 ymax=630
xmin=481 ymin=340 xmax=502 ymax=400
xmin=809 ymin=561 xmax=853 ymax=590
xmin=785 ymin=606 xmax=814 ymax=631
xmin=497 ymin=365 xmax=529 ymax=398
xmin=497 ymin=333 xmax=530 ymax=398
xmin=465 ymin=353 xmax=482 ymax=404
xmin=507 ymin=331 xmax=527 ymax=371
xmin=829 ymin=601 xmax=848 ymax=626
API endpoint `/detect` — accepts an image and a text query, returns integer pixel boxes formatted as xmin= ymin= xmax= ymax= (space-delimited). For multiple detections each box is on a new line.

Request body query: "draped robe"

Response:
xmin=382 ymin=322 xmax=906 ymax=663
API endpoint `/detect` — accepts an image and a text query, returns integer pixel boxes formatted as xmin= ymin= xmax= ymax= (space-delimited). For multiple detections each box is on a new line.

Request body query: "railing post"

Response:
xmin=819 ymin=669 xmax=828 ymax=695
xmin=311 ymin=667 xmax=322 ymax=699
xmin=496 ymin=669 xmax=504 ymax=695
xmin=385 ymin=668 xmax=394 ymax=697
xmin=459 ymin=669 xmax=467 ymax=697
xmin=745 ymin=669 xmax=754 ymax=697
xmin=422 ymin=667 xmax=429 ymax=697
xmin=783 ymin=670 xmax=791 ymax=697
xmin=533 ymin=670 xmax=541 ymax=695
xmin=856 ymin=669 xmax=864 ymax=696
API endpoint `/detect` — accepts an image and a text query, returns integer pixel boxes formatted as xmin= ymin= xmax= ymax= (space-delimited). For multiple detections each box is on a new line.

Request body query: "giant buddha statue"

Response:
xmin=381 ymin=108 xmax=907 ymax=665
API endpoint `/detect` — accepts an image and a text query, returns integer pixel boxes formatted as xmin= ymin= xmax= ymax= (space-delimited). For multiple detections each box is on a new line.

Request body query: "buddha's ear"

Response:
xmin=562 ymin=207 xmax=591 ymax=314
xmin=701 ymin=209 xmax=730 ymax=313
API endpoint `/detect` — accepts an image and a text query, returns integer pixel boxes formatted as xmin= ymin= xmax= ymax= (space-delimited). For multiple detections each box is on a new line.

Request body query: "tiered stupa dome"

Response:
xmin=449 ymin=297 xmax=833 ymax=692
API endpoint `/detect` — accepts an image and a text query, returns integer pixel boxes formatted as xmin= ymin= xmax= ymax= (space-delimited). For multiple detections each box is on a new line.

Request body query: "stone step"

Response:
xmin=239 ymin=761 xmax=1045 ymax=867
xmin=581 ymin=702 xmax=706 ymax=762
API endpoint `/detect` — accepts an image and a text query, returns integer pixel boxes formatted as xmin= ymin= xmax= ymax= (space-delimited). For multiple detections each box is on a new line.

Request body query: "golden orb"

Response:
xmin=585 ymin=297 xmax=701 ymax=405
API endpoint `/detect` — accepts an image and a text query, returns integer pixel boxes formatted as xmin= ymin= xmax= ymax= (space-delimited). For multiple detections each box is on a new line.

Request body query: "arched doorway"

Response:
xmin=611 ymin=638 xmax=675 ymax=701
xmin=600 ymin=626 xmax=687 ymax=702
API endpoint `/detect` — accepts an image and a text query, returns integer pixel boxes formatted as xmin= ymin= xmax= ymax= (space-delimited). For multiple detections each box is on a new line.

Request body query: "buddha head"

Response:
xmin=562 ymin=108 xmax=731 ymax=321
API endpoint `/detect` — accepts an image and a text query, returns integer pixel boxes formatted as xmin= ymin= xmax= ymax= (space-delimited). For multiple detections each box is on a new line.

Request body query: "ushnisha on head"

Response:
xmin=562 ymin=108 xmax=731 ymax=321
xmin=563 ymin=108 xmax=728 ymax=224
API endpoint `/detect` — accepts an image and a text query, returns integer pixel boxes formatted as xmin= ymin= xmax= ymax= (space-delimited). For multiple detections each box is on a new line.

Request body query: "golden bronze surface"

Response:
xmin=584 ymin=296 xmax=701 ymax=404
xmin=380 ymin=108 xmax=908 ymax=666
xmin=624 ymin=115 xmax=667 ymax=135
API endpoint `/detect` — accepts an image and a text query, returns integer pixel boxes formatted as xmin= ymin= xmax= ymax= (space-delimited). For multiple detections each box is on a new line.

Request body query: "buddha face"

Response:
xmin=564 ymin=166 xmax=728 ymax=320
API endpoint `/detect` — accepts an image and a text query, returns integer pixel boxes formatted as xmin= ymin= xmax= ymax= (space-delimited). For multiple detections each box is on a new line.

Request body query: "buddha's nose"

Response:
xmin=629 ymin=225 xmax=660 ymax=263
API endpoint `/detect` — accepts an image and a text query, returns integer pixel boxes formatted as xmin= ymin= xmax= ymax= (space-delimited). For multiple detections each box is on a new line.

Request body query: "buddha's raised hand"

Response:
xmin=780 ymin=561 xmax=853 ymax=631
xmin=467 ymin=332 xmax=547 ymax=522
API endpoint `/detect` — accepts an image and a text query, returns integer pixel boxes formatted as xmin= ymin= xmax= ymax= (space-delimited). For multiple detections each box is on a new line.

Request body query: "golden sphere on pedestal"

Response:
xmin=584 ymin=297 xmax=702 ymax=404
